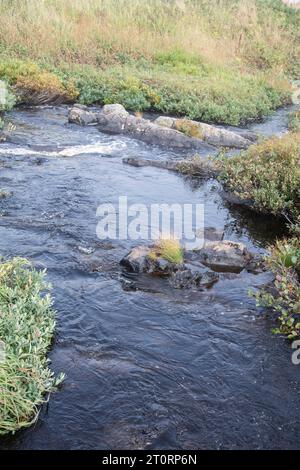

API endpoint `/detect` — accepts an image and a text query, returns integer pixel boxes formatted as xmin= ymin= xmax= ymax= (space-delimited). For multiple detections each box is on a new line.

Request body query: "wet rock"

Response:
xmin=122 ymin=157 xmax=218 ymax=178
xmin=120 ymin=246 xmax=152 ymax=273
xmin=0 ymin=132 xmax=6 ymax=143
xmin=77 ymin=245 xmax=95 ymax=255
xmin=246 ymin=252 xmax=266 ymax=274
xmin=120 ymin=275 xmax=138 ymax=292
xmin=171 ymin=263 xmax=219 ymax=289
xmin=197 ymin=240 xmax=253 ymax=273
xmin=203 ymin=227 xmax=224 ymax=242
xmin=236 ymin=129 xmax=258 ymax=143
xmin=68 ymin=106 xmax=99 ymax=126
xmin=122 ymin=157 xmax=180 ymax=171
xmin=69 ymin=104 xmax=215 ymax=152
xmin=120 ymin=246 xmax=178 ymax=276
xmin=120 ymin=239 xmax=262 ymax=291
xmin=120 ymin=245 xmax=218 ymax=290
xmin=154 ymin=116 xmax=253 ymax=149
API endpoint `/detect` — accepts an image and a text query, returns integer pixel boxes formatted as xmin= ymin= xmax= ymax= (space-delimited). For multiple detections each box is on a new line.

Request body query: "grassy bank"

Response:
xmin=217 ymin=132 xmax=300 ymax=338
xmin=0 ymin=0 xmax=299 ymax=124
xmin=0 ymin=258 xmax=63 ymax=435
xmin=219 ymin=132 xmax=300 ymax=219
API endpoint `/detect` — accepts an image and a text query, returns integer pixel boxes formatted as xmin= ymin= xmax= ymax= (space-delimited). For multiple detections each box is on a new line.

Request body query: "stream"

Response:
xmin=0 ymin=105 xmax=299 ymax=450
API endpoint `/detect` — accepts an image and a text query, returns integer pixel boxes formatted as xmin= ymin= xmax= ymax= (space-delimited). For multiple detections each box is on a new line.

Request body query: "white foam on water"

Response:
xmin=0 ymin=141 xmax=127 ymax=158
xmin=0 ymin=146 xmax=47 ymax=156
xmin=58 ymin=142 xmax=127 ymax=156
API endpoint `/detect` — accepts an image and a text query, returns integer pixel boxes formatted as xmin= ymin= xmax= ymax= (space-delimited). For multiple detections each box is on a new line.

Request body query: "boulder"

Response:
xmin=68 ymin=106 xmax=99 ymax=126
xmin=120 ymin=246 xmax=177 ymax=275
xmin=197 ymin=240 xmax=253 ymax=273
xmin=102 ymin=104 xmax=129 ymax=119
xmin=154 ymin=116 xmax=253 ymax=149
xmin=120 ymin=246 xmax=152 ymax=273
xmin=120 ymin=245 xmax=218 ymax=290
xmin=69 ymin=104 xmax=215 ymax=152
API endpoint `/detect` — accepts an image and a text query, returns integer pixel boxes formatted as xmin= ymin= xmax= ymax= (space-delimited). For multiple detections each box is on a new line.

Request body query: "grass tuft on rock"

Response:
xmin=0 ymin=258 xmax=64 ymax=435
xmin=150 ymin=239 xmax=184 ymax=264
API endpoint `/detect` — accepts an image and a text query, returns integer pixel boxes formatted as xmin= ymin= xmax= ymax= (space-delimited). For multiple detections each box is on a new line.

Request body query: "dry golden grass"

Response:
xmin=0 ymin=1 xmax=298 ymax=123
xmin=0 ymin=0 xmax=298 ymax=74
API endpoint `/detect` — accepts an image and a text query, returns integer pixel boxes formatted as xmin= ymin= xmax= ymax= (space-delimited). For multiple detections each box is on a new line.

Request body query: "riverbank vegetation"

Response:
xmin=255 ymin=238 xmax=300 ymax=339
xmin=0 ymin=258 xmax=63 ymax=435
xmin=288 ymin=109 xmax=300 ymax=132
xmin=219 ymin=132 xmax=300 ymax=220
xmin=217 ymin=132 xmax=300 ymax=338
xmin=0 ymin=0 xmax=299 ymax=124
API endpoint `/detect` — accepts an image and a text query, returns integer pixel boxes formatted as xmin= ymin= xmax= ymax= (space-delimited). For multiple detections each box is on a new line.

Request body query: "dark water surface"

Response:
xmin=0 ymin=106 xmax=299 ymax=450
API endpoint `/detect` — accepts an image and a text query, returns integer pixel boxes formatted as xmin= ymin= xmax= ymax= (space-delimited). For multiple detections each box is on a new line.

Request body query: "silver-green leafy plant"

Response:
xmin=0 ymin=258 xmax=64 ymax=435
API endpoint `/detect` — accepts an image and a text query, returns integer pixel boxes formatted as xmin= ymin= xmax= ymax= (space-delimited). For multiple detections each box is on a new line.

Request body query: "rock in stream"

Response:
xmin=69 ymin=104 xmax=254 ymax=151
xmin=120 ymin=237 xmax=261 ymax=291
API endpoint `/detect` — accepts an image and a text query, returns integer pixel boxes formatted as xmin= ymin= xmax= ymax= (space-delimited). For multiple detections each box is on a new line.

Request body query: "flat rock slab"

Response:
xmin=122 ymin=156 xmax=218 ymax=178
xmin=154 ymin=116 xmax=255 ymax=149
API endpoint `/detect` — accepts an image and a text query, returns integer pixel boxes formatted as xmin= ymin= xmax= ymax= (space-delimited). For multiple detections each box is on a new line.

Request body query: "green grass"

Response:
xmin=150 ymin=239 xmax=184 ymax=264
xmin=0 ymin=258 xmax=64 ymax=435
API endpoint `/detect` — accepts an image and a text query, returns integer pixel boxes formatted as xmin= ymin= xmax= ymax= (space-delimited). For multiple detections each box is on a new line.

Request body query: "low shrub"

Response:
xmin=221 ymin=132 xmax=300 ymax=340
xmin=219 ymin=132 xmax=300 ymax=219
xmin=288 ymin=109 xmax=300 ymax=133
xmin=0 ymin=80 xmax=16 ymax=112
xmin=0 ymin=56 xmax=292 ymax=124
xmin=254 ymin=238 xmax=300 ymax=339
xmin=0 ymin=258 xmax=64 ymax=435
xmin=0 ymin=59 xmax=78 ymax=105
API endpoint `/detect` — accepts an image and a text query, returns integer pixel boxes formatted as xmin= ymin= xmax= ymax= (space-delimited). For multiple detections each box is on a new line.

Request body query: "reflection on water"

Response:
xmin=0 ymin=106 xmax=299 ymax=450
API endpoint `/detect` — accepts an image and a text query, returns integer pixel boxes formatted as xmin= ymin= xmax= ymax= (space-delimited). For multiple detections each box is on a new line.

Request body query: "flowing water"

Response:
xmin=0 ymin=105 xmax=299 ymax=450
